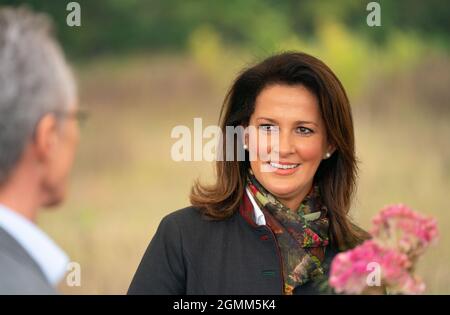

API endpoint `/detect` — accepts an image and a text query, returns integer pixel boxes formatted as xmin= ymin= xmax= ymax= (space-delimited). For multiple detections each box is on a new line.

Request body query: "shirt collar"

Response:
xmin=0 ymin=204 xmax=69 ymax=286
xmin=245 ymin=187 xmax=266 ymax=226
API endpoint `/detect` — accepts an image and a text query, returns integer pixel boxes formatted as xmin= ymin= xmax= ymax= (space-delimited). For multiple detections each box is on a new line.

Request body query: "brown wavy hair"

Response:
xmin=190 ymin=51 xmax=369 ymax=250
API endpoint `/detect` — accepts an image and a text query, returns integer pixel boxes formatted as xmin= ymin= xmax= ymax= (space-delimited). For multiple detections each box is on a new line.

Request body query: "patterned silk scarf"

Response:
xmin=245 ymin=169 xmax=330 ymax=295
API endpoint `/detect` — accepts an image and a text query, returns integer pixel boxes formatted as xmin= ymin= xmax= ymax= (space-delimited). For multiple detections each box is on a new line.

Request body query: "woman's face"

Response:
xmin=245 ymin=84 xmax=334 ymax=209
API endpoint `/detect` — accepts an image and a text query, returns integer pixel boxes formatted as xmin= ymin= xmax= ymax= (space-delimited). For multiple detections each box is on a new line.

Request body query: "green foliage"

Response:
xmin=1 ymin=0 xmax=448 ymax=61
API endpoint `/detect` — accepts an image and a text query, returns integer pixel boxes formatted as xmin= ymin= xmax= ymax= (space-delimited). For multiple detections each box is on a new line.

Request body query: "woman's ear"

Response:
xmin=241 ymin=125 xmax=249 ymax=150
xmin=323 ymin=143 xmax=336 ymax=159
xmin=33 ymin=113 xmax=59 ymax=163
xmin=328 ymin=144 xmax=336 ymax=156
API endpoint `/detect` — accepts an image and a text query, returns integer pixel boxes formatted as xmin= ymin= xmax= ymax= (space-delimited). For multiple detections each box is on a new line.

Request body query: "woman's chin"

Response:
xmin=260 ymin=175 xmax=303 ymax=195
xmin=264 ymin=185 xmax=299 ymax=200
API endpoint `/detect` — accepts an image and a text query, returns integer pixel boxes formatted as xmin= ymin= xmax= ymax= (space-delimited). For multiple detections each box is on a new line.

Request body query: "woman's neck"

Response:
xmin=277 ymin=184 xmax=313 ymax=212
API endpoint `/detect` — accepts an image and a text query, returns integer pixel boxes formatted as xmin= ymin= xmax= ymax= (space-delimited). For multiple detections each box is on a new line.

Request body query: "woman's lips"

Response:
xmin=266 ymin=161 xmax=301 ymax=175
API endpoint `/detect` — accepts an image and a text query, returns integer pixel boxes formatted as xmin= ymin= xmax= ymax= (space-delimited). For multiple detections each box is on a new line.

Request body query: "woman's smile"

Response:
xmin=266 ymin=161 xmax=301 ymax=175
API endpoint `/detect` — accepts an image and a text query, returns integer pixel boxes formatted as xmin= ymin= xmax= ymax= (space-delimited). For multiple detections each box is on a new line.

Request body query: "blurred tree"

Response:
xmin=0 ymin=0 xmax=448 ymax=60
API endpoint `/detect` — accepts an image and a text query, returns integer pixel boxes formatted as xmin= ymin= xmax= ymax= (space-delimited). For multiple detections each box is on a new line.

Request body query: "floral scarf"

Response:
xmin=245 ymin=169 xmax=330 ymax=295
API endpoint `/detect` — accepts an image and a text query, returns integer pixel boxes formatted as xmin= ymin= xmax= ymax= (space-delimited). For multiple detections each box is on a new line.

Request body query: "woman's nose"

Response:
xmin=272 ymin=131 xmax=295 ymax=158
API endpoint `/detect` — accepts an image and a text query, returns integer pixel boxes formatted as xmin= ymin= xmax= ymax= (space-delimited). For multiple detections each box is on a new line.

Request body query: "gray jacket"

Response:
xmin=128 ymin=206 xmax=339 ymax=295
xmin=0 ymin=227 xmax=56 ymax=295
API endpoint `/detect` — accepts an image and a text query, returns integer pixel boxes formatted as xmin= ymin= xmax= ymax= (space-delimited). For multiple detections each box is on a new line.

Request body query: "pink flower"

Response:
xmin=329 ymin=240 xmax=421 ymax=294
xmin=328 ymin=204 xmax=438 ymax=295
xmin=371 ymin=204 xmax=439 ymax=260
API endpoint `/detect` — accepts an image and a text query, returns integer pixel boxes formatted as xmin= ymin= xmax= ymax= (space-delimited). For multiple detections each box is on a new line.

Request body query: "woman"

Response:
xmin=128 ymin=52 xmax=369 ymax=295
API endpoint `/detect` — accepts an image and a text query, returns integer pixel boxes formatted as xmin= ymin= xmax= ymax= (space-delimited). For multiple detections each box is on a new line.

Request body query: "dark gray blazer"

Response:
xmin=128 ymin=206 xmax=339 ymax=295
xmin=0 ymin=227 xmax=56 ymax=295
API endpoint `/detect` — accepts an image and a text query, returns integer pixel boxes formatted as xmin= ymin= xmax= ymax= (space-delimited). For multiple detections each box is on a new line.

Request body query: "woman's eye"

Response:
xmin=297 ymin=127 xmax=313 ymax=135
xmin=259 ymin=124 xmax=278 ymax=132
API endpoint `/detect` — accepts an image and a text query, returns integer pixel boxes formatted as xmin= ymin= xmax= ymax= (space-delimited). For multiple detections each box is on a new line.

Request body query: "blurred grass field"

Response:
xmin=36 ymin=50 xmax=450 ymax=294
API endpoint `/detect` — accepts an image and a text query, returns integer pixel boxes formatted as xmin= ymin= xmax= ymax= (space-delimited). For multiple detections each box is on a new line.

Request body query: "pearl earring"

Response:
xmin=325 ymin=152 xmax=331 ymax=159
xmin=243 ymin=144 xmax=248 ymax=150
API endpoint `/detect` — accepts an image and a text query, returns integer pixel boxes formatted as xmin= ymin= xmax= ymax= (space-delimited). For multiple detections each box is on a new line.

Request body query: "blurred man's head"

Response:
xmin=0 ymin=7 xmax=79 ymax=210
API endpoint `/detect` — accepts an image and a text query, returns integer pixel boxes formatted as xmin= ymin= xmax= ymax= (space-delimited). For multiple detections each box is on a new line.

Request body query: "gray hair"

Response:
xmin=0 ymin=6 xmax=77 ymax=184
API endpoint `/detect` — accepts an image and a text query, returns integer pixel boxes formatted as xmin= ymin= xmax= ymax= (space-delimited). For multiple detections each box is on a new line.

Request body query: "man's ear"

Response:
xmin=33 ymin=113 xmax=59 ymax=162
